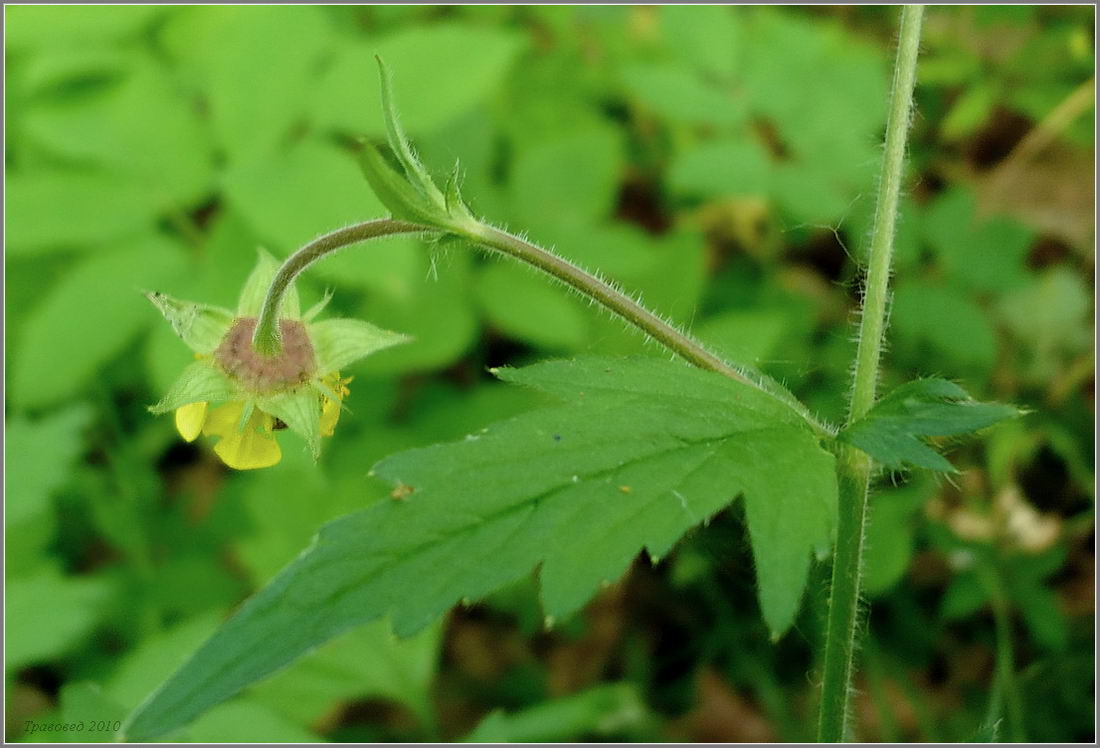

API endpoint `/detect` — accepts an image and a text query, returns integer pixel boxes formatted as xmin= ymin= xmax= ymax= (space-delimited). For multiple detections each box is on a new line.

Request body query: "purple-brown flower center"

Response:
xmin=214 ymin=317 xmax=316 ymax=393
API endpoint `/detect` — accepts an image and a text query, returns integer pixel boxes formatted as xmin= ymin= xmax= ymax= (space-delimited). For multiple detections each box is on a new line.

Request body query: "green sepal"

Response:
xmin=303 ymin=288 xmax=334 ymax=322
xmin=375 ymin=55 xmax=446 ymax=209
xmin=839 ymin=378 xmax=1021 ymax=472
xmin=259 ymin=388 xmax=321 ymax=459
xmin=237 ymin=248 xmax=300 ymax=319
xmin=444 ymin=159 xmax=468 ymax=217
xmin=149 ymin=361 xmax=237 ymax=415
xmin=308 ymin=317 xmax=411 ymax=375
xmin=357 ymin=57 xmax=477 ymax=233
xmin=145 ymin=292 xmax=234 ymax=354
xmin=358 ymin=141 xmax=448 ymax=226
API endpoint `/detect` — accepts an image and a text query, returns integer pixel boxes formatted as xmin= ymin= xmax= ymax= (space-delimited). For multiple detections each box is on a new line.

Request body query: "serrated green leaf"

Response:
xmin=839 ymin=379 xmax=1020 ymax=472
xmin=308 ymin=317 xmax=411 ymax=375
xmin=150 ymin=361 xmax=236 ymax=415
xmin=121 ymin=356 xmax=834 ymax=740
xmin=237 ymin=248 xmax=299 ymax=319
xmin=146 ymin=292 xmax=234 ymax=355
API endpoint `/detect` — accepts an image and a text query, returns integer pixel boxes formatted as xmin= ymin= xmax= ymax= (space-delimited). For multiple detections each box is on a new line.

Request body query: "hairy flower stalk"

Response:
xmin=817 ymin=5 xmax=925 ymax=741
xmin=248 ymin=59 xmax=832 ymax=439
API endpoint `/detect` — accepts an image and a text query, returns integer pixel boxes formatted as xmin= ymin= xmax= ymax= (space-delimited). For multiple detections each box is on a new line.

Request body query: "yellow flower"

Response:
xmin=148 ymin=250 xmax=408 ymax=470
xmin=320 ymin=374 xmax=353 ymax=438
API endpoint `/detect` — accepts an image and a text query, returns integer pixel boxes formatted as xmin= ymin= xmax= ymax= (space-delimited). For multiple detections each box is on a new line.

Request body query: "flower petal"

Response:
xmin=207 ymin=404 xmax=282 ymax=470
xmin=202 ymin=401 xmax=245 ymax=437
xmin=320 ymin=397 xmax=340 ymax=437
xmin=175 ymin=402 xmax=208 ymax=442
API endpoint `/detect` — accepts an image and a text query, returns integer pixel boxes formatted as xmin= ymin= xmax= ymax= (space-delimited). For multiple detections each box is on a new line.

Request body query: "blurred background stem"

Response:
xmin=978 ymin=562 xmax=1026 ymax=742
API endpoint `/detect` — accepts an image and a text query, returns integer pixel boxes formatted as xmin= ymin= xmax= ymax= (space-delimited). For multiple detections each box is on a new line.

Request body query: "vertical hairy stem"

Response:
xmin=817 ymin=5 xmax=924 ymax=741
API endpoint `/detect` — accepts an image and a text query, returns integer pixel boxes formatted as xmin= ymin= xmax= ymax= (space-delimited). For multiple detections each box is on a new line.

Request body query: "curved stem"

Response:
xmin=817 ymin=5 xmax=924 ymax=742
xmin=250 ymin=220 xmax=832 ymax=436
xmin=468 ymin=224 xmax=829 ymax=434
xmin=252 ymin=219 xmax=423 ymax=355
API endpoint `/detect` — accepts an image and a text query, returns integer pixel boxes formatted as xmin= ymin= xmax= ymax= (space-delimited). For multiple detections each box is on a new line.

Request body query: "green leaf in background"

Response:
xmin=863 ymin=479 xmax=936 ymax=596
xmin=923 ymin=188 xmax=1035 ymax=292
xmin=738 ymin=8 xmax=887 ymax=224
xmin=186 ymin=701 xmax=318 ymax=743
xmin=23 ymin=64 xmax=215 ymax=208
xmin=250 ymin=620 xmax=442 ymax=729
xmin=693 ymin=309 xmax=788 ymax=370
xmin=997 ymin=265 xmax=1092 ymax=383
xmin=940 ymin=81 xmax=999 ymax=141
xmin=669 ymin=139 xmax=772 ymax=200
xmin=741 ymin=8 xmax=888 ymax=148
xmin=657 ymin=5 xmax=741 ymax=79
xmin=475 ymin=261 xmax=589 ymax=350
xmin=159 ymin=6 xmax=332 ymax=164
xmin=840 ymin=379 xmax=1019 ymax=472
xmin=6 ymin=563 xmax=112 ymax=671
xmin=121 ymin=357 xmax=835 ymax=740
xmin=5 ymin=5 xmax=167 ymax=50
xmin=621 ymin=62 xmax=747 ymax=128
xmin=848 ymin=193 xmax=923 ymax=270
xmin=222 ymin=138 xmax=385 ymax=254
xmin=891 ymin=278 xmax=999 ymax=378
xmin=509 ymin=128 xmax=623 ymax=235
xmin=463 ymin=683 xmax=650 ymax=742
xmin=315 ymin=24 xmax=525 ymax=136
xmin=355 ymin=252 xmax=479 ymax=376
xmin=59 ymin=683 xmax=127 ymax=743
xmin=11 ymin=237 xmax=188 ymax=411
xmin=6 ymin=405 xmax=92 ymax=576
xmin=6 ymin=171 xmax=161 ymax=255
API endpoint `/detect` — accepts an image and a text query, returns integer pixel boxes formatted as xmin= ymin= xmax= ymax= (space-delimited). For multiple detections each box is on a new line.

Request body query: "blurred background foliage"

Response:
xmin=4 ymin=5 xmax=1094 ymax=742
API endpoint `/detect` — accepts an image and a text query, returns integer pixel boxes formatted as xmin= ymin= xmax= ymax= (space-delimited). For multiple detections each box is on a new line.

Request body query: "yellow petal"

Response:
xmin=202 ymin=401 xmax=245 ymax=438
xmin=175 ymin=402 xmax=208 ymax=442
xmin=319 ymin=372 xmax=351 ymax=438
xmin=320 ymin=397 xmax=341 ymax=437
xmin=212 ymin=409 xmax=281 ymax=470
